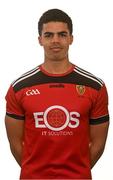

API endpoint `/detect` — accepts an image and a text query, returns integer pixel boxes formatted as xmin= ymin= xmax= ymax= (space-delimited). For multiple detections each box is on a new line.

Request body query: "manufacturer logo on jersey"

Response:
xmin=76 ymin=85 xmax=85 ymax=95
xmin=49 ymin=83 xmax=65 ymax=88
xmin=26 ymin=89 xmax=40 ymax=96
xmin=33 ymin=105 xmax=80 ymax=131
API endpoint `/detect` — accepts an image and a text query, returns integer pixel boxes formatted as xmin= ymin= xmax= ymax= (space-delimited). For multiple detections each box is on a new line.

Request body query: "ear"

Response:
xmin=70 ymin=35 xmax=73 ymax=45
xmin=38 ymin=36 xmax=43 ymax=46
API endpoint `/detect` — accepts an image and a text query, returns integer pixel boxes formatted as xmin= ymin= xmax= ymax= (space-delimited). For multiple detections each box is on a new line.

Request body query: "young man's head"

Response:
xmin=38 ymin=9 xmax=73 ymax=36
xmin=38 ymin=9 xmax=73 ymax=62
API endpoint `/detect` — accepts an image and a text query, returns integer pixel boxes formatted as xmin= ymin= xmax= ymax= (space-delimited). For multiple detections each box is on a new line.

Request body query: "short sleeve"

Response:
xmin=90 ymin=84 xmax=109 ymax=125
xmin=5 ymin=85 xmax=25 ymax=120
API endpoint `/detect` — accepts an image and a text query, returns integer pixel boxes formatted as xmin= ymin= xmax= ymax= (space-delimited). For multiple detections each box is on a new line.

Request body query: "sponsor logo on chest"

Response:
xmin=33 ymin=105 xmax=80 ymax=131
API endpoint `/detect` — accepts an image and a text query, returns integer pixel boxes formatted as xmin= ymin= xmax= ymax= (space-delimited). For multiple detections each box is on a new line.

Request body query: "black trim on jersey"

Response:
xmin=75 ymin=66 xmax=103 ymax=85
xmin=6 ymin=112 xmax=25 ymax=120
xmin=90 ymin=114 xmax=109 ymax=125
xmin=13 ymin=69 xmax=103 ymax=93
xmin=12 ymin=67 xmax=39 ymax=86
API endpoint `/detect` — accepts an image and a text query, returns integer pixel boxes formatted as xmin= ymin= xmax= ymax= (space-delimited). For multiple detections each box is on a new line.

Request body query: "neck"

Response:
xmin=42 ymin=59 xmax=72 ymax=74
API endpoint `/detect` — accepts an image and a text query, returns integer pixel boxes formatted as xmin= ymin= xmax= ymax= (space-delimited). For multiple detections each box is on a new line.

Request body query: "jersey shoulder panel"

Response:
xmin=12 ymin=66 xmax=42 ymax=92
xmin=73 ymin=66 xmax=104 ymax=90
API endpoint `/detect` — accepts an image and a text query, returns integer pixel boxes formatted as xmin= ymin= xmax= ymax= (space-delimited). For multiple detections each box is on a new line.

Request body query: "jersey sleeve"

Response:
xmin=90 ymin=84 xmax=109 ymax=125
xmin=5 ymin=85 xmax=25 ymax=120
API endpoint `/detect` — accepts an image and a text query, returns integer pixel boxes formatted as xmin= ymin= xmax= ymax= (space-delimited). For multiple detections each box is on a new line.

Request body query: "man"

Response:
xmin=5 ymin=9 xmax=109 ymax=179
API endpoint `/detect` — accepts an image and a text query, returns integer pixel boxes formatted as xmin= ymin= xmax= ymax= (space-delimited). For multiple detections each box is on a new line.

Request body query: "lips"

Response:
xmin=51 ymin=46 xmax=61 ymax=49
xmin=50 ymin=46 xmax=62 ymax=52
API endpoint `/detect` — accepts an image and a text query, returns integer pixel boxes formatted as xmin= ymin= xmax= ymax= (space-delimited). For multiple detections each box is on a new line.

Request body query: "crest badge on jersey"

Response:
xmin=76 ymin=85 xmax=85 ymax=95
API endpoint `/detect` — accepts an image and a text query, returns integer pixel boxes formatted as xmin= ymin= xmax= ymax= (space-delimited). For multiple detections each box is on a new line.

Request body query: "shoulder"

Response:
xmin=73 ymin=65 xmax=104 ymax=90
xmin=12 ymin=66 xmax=41 ymax=92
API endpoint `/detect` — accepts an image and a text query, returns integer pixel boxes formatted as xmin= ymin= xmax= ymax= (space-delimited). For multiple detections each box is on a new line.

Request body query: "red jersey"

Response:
xmin=6 ymin=64 xmax=109 ymax=179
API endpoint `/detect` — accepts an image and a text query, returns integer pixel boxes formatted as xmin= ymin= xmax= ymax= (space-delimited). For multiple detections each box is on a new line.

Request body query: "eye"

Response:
xmin=61 ymin=34 xmax=67 ymax=37
xmin=44 ymin=33 xmax=53 ymax=38
xmin=59 ymin=33 xmax=67 ymax=37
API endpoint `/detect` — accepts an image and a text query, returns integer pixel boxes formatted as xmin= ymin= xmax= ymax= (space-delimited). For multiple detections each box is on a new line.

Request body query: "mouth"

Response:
xmin=50 ymin=46 xmax=62 ymax=52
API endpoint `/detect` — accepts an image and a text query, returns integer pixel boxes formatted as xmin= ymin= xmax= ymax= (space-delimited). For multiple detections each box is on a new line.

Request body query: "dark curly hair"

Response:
xmin=38 ymin=9 xmax=73 ymax=36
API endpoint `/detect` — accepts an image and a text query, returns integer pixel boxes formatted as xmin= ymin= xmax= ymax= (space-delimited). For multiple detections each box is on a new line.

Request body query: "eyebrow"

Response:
xmin=43 ymin=31 xmax=68 ymax=35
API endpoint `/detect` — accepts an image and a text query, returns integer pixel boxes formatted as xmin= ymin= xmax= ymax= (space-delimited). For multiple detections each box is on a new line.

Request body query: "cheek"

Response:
xmin=43 ymin=45 xmax=51 ymax=53
xmin=62 ymin=39 xmax=71 ymax=46
xmin=39 ymin=37 xmax=50 ymax=46
xmin=41 ymin=42 xmax=50 ymax=51
xmin=63 ymin=43 xmax=70 ymax=50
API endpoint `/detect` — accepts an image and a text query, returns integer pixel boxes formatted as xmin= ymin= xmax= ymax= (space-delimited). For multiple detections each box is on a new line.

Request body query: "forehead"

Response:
xmin=42 ymin=22 xmax=69 ymax=33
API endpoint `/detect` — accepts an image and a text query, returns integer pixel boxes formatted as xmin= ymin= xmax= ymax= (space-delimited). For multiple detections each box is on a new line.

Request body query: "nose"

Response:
xmin=52 ymin=34 xmax=60 ymax=43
